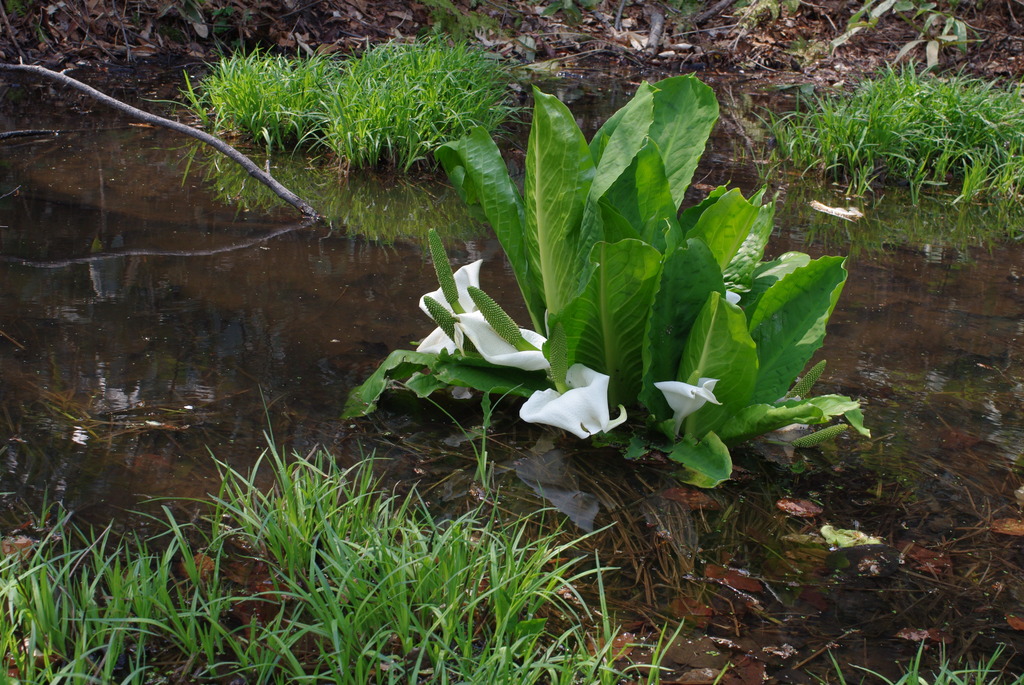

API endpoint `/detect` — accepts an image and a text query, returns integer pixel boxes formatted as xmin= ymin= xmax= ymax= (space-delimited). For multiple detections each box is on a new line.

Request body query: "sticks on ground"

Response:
xmin=0 ymin=62 xmax=321 ymax=220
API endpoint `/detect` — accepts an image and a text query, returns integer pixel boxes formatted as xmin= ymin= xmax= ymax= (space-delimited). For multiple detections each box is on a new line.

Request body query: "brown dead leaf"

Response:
xmin=798 ymin=587 xmax=830 ymax=612
xmin=895 ymin=627 xmax=952 ymax=643
xmin=673 ymin=668 xmax=720 ymax=685
xmin=662 ymin=487 xmax=721 ymax=510
xmin=903 ymin=543 xmax=952 ymax=574
xmin=1008 ymin=615 xmax=1024 ymax=631
xmin=991 ymin=518 xmax=1024 ymax=536
xmin=721 ymin=655 xmax=767 ymax=685
xmin=705 ymin=564 xmax=763 ymax=593
xmin=668 ymin=596 xmax=714 ymax=628
xmin=1 ymin=536 xmax=34 ymax=557
xmin=590 ymin=631 xmax=635 ymax=659
xmin=192 ymin=552 xmax=216 ymax=583
xmin=775 ymin=497 xmax=823 ymax=517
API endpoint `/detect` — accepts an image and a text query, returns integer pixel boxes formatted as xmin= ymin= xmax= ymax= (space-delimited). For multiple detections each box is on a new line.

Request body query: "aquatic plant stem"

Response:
xmin=0 ymin=61 xmax=321 ymax=220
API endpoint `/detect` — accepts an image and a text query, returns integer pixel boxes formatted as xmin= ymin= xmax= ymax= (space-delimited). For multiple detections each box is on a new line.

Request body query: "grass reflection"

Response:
xmin=775 ymin=182 xmax=1024 ymax=253
xmin=189 ymin=145 xmax=483 ymax=243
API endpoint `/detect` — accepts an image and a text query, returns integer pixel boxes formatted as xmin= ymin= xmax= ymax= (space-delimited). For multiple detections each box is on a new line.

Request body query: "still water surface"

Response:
xmin=2 ymin=69 xmax=1023 ymax=677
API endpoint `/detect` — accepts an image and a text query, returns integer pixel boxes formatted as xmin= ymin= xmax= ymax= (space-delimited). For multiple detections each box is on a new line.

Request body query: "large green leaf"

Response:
xmin=723 ymin=200 xmax=776 ymax=291
xmin=342 ymin=350 xmax=440 ymax=418
xmin=640 ymin=239 xmax=724 ymax=420
xmin=646 ymin=76 xmax=719 ymax=207
xmin=524 ymin=88 xmax=597 ymax=317
xmin=749 ymin=256 xmax=848 ymax=404
xmin=429 ymin=357 xmax=550 ymax=398
xmin=666 ymin=432 xmax=733 ymax=488
xmin=596 ymin=198 xmax=643 ymax=244
xmin=678 ymin=291 xmax=759 ymax=437
xmin=589 ymin=82 xmax=657 ymax=162
xmin=715 ymin=401 xmax=828 ymax=445
xmin=591 ymin=75 xmax=718 ymax=209
xmin=587 ymin=85 xmax=655 ymax=203
xmin=804 ymin=395 xmax=871 ymax=437
xmin=678 ymin=185 xmax=728 ymax=234
xmin=684 ymin=188 xmax=760 ymax=271
xmin=715 ymin=393 xmax=868 ymax=445
xmin=599 ymin=139 xmax=680 ymax=252
xmin=342 ymin=348 xmax=550 ymax=419
xmin=557 ymin=239 xmax=662 ymax=407
xmin=743 ymin=251 xmax=813 ymax=321
xmin=436 ymin=129 xmax=545 ymax=331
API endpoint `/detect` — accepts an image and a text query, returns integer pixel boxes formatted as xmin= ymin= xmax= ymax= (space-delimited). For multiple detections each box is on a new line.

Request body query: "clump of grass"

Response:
xmin=318 ymin=39 xmax=515 ymax=171
xmin=185 ymin=49 xmax=333 ymax=151
xmin=185 ymin=39 xmax=516 ymax=170
xmin=0 ymin=446 xmax=625 ymax=683
xmin=768 ymin=66 xmax=1024 ymax=204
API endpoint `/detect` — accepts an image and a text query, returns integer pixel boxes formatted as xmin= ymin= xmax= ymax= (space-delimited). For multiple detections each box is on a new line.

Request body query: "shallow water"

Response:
xmin=2 ymin=68 xmax=1023 ymax=678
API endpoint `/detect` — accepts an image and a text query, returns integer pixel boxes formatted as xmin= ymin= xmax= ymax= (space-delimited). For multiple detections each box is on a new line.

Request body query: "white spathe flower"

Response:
xmin=415 ymin=325 xmax=460 ymax=354
xmin=520 ymin=364 xmax=627 ymax=439
xmin=724 ymin=290 xmax=741 ymax=306
xmin=457 ymin=311 xmax=549 ymax=371
xmin=418 ymin=259 xmax=482 ymax=318
xmin=416 ymin=260 xmax=482 ymax=354
xmin=654 ymin=377 xmax=721 ymax=435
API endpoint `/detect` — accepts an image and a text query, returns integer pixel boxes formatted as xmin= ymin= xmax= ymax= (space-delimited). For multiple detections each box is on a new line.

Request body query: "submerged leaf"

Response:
xmin=820 ymin=525 xmax=884 ymax=548
xmin=775 ymin=498 xmax=824 ymax=518
xmin=666 ymin=432 xmax=732 ymax=488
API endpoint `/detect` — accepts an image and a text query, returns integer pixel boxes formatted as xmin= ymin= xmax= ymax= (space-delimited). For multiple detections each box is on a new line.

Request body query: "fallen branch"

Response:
xmin=0 ymin=62 xmax=321 ymax=220
xmin=0 ymin=129 xmax=60 ymax=140
xmin=0 ymin=221 xmax=314 ymax=267
xmin=645 ymin=6 xmax=666 ymax=56
xmin=692 ymin=0 xmax=736 ymax=25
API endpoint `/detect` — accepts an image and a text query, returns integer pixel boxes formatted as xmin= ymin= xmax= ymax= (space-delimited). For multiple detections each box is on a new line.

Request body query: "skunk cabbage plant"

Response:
xmin=344 ymin=75 xmax=868 ymax=487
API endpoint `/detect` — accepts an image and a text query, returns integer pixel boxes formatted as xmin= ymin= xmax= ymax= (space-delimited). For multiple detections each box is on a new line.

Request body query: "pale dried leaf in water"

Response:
xmin=808 ymin=200 xmax=864 ymax=221
xmin=775 ymin=497 xmax=823 ymax=517
xmin=991 ymin=518 xmax=1024 ymax=536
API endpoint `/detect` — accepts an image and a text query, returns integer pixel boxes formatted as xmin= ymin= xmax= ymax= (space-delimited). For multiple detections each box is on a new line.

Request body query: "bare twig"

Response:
xmin=0 ymin=62 xmax=321 ymax=219
xmin=0 ymin=0 xmax=26 ymax=61
xmin=0 ymin=328 xmax=25 ymax=350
